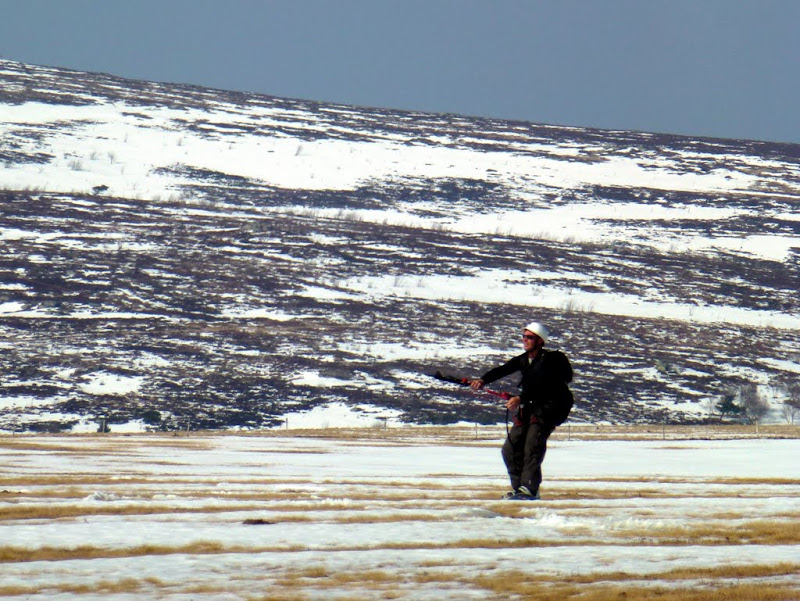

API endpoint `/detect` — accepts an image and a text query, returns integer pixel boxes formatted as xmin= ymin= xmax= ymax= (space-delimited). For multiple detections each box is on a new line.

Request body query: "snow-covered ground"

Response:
xmin=1 ymin=59 xmax=798 ymax=267
xmin=1 ymin=429 xmax=798 ymax=599
xmin=2 ymin=95 xmax=797 ymax=265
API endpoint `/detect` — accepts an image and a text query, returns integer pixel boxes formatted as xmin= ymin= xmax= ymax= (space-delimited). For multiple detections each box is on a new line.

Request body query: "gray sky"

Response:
xmin=2 ymin=0 xmax=798 ymax=144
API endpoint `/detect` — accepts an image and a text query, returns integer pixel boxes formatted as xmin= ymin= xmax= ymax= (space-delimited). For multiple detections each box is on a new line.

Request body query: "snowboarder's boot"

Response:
xmin=506 ymin=486 xmax=540 ymax=501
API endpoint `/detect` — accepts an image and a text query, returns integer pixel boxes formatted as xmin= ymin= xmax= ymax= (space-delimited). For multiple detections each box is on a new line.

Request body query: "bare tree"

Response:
xmin=781 ymin=401 xmax=799 ymax=425
xmin=716 ymin=387 xmax=744 ymax=421
xmin=788 ymin=381 xmax=800 ymax=404
xmin=703 ymin=396 xmax=721 ymax=420
xmin=782 ymin=381 xmax=800 ymax=425
xmin=740 ymin=383 xmax=770 ymax=425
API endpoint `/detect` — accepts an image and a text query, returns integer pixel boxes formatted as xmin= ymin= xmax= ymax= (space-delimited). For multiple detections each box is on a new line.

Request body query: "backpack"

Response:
xmin=545 ymin=381 xmax=574 ymax=426
xmin=539 ymin=350 xmax=574 ymax=427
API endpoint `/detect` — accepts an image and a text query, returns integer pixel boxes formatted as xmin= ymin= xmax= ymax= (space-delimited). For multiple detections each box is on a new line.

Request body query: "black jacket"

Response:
xmin=480 ymin=349 xmax=573 ymax=425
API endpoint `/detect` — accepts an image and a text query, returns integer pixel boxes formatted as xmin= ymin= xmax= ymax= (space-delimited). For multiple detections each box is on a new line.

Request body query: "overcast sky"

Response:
xmin=1 ymin=0 xmax=798 ymax=144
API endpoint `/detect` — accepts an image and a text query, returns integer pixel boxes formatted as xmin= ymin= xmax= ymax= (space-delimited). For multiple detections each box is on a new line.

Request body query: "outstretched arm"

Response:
xmin=475 ymin=354 xmax=524 ymax=388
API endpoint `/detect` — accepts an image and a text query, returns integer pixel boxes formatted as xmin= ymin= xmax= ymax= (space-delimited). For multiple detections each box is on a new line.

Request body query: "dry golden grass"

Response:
xmin=548 ymin=424 xmax=800 ymax=441
xmin=248 ymin=594 xmax=312 ymax=601
xmin=0 ymin=578 xmax=158 ymax=597
xmin=219 ymin=562 xmax=800 ymax=601
xmin=0 ymin=435 xmax=212 ymax=449
xmin=706 ymin=476 xmax=800 ymax=486
xmin=248 ymin=521 xmax=800 ymax=552
xmin=383 ymin=518 xmax=800 ymax=549
xmin=0 ymin=503 xmax=239 ymax=521
xmin=332 ymin=512 xmax=445 ymax=524
xmin=470 ymin=579 xmax=800 ymax=601
xmin=408 ymin=564 xmax=800 ymax=600
xmin=2 ymin=424 xmax=799 ymax=450
xmin=0 ymin=576 xmax=250 ymax=598
xmin=0 ymin=441 xmax=83 ymax=452
xmin=0 ymin=474 xmax=167 ymax=487
xmin=553 ymin=475 xmax=800 ymax=486
xmin=541 ymin=488 xmax=796 ymax=501
xmin=0 ymin=586 xmax=35 ymax=596
xmin=0 ymin=502 xmax=321 ymax=523
xmin=616 ymin=519 xmax=800 ymax=545
xmin=657 ymin=562 xmax=800 ymax=581
xmin=251 ymin=423 xmax=800 ymax=442
xmin=270 ymin=567 xmax=408 ymax=600
xmin=0 ymin=541 xmax=227 ymax=563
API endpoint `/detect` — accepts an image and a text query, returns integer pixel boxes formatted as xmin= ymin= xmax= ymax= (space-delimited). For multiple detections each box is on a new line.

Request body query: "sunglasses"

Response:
xmin=521 ymin=334 xmax=540 ymax=341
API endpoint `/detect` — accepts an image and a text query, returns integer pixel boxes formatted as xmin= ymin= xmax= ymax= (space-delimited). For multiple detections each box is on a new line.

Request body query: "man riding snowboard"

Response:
xmin=471 ymin=321 xmax=573 ymax=500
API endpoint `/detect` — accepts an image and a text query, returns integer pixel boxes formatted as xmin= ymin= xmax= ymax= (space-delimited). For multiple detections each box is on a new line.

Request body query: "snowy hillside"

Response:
xmin=1 ymin=60 xmax=799 ymax=432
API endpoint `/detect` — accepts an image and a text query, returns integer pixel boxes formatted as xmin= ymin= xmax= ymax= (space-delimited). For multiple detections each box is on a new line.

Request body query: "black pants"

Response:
xmin=501 ymin=413 xmax=552 ymax=495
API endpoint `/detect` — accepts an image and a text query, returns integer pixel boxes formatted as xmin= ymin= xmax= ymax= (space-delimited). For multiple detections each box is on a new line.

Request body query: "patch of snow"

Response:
xmin=340 ymin=272 xmax=800 ymax=330
xmin=760 ymin=358 xmax=800 ymax=374
xmin=219 ymin=308 xmax=302 ymax=320
xmin=0 ymin=301 xmax=26 ymax=313
xmin=280 ymin=401 xmax=403 ymax=429
xmin=79 ymin=372 xmax=145 ymax=396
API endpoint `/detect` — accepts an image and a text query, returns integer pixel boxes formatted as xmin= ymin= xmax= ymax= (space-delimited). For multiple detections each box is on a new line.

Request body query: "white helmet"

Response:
xmin=523 ymin=321 xmax=549 ymax=344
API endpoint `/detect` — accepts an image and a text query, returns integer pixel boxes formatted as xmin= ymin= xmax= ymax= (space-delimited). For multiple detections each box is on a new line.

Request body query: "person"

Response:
xmin=470 ymin=321 xmax=573 ymax=500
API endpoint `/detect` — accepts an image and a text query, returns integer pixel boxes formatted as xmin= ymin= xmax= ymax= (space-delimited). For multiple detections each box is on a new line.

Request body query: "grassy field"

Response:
xmin=1 ymin=426 xmax=798 ymax=600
